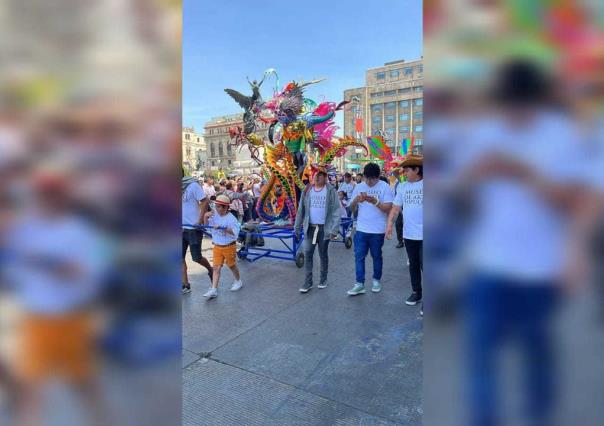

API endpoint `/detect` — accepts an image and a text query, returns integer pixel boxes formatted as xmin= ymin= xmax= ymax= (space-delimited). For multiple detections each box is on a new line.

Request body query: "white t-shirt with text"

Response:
xmin=458 ymin=112 xmax=588 ymax=281
xmin=352 ymin=181 xmax=394 ymax=234
xmin=394 ymin=180 xmax=423 ymax=240
xmin=309 ymin=186 xmax=327 ymax=225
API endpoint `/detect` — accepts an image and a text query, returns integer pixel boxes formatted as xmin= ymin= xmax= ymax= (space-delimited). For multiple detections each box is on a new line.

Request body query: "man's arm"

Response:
xmin=329 ymin=188 xmax=341 ymax=237
xmin=293 ymin=190 xmax=306 ymax=234
xmin=349 ymin=192 xmax=365 ymax=211
xmin=199 ymin=198 xmax=209 ymax=224
xmin=385 ymin=204 xmax=401 ymax=239
xmin=375 ymin=201 xmax=392 ymax=214
xmin=387 ymin=204 xmax=402 ymax=224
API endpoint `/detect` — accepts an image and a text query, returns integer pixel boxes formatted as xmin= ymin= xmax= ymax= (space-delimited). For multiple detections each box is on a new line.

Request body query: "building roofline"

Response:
xmin=343 ymin=87 xmax=365 ymax=93
xmin=366 ymin=58 xmax=423 ymax=71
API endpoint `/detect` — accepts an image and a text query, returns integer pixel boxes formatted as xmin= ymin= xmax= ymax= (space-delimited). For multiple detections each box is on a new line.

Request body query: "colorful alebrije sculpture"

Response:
xmin=225 ymin=71 xmax=367 ymax=223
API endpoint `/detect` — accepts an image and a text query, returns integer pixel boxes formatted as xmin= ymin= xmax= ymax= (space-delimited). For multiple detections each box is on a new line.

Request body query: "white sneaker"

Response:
xmin=203 ymin=288 xmax=218 ymax=299
xmin=230 ymin=280 xmax=243 ymax=291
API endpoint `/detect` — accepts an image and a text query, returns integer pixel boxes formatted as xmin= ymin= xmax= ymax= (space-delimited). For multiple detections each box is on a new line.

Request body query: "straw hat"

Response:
xmin=215 ymin=194 xmax=231 ymax=206
xmin=399 ymin=154 xmax=423 ymax=168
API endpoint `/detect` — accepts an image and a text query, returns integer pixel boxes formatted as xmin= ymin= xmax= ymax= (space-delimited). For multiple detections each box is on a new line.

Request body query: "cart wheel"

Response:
xmin=345 ymin=237 xmax=353 ymax=249
xmin=237 ymin=249 xmax=247 ymax=260
xmin=295 ymin=252 xmax=305 ymax=268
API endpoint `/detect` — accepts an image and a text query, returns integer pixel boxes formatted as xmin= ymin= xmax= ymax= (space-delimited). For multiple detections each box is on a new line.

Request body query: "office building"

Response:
xmin=343 ymin=58 xmax=424 ymax=169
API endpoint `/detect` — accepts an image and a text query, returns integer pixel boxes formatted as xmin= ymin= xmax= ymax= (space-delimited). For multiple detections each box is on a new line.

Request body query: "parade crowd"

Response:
xmin=182 ymin=157 xmax=424 ymax=313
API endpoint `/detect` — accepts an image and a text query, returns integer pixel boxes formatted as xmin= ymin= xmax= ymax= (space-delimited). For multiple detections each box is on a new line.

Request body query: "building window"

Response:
xmin=370 ymin=92 xmax=383 ymax=98
xmin=414 ymin=111 xmax=423 ymax=119
xmin=218 ymin=143 xmax=223 ymax=156
xmin=384 ymin=90 xmax=396 ymax=97
xmin=197 ymin=137 xmax=201 ymax=142
xmin=186 ymin=147 xmax=191 ymax=157
xmin=399 ymin=126 xmax=410 ymax=133
xmin=211 ymin=160 xmax=215 ymax=167
xmin=385 ymin=127 xmax=395 ymax=135
xmin=210 ymin=143 xmax=215 ymax=157
xmin=228 ymin=160 xmax=232 ymax=166
xmin=415 ymin=138 xmax=423 ymax=145
xmin=385 ymin=102 xmax=396 ymax=109
xmin=399 ymin=114 xmax=409 ymax=121
xmin=227 ymin=143 xmax=232 ymax=155
xmin=415 ymin=98 xmax=423 ymax=106
xmin=390 ymin=70 xmax=399 ymax=78
xmin=415 ymin=125 xmax=423 ymax=132
xmin=376 ymin=71 xmax=385 ymax=79
xmin=398 ymin=88 xmax=411 ymax=95
xmin=371 ymin=104 xmax=382 ymax=112
xmin=399 ymin=100 xmax=409 ymax=108
xmin=385 ymin=115 xmax=395 ymax=122
xmin=372 ymin=116 xmax=382 ymax=123
xmin=418 ymin=64 xmax=424 ymax=73
xmin=404 ymin=67 xmax=413 ymax=76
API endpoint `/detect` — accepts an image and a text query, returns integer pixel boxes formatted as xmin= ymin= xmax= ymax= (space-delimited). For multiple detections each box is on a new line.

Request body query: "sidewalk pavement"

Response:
xmin=182 ymin=235 xmax=422 ymax=425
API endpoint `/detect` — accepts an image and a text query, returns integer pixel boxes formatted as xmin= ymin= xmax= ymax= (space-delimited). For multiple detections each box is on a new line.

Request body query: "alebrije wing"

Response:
xmin=225 ymin=89 xmax=252 ymax=110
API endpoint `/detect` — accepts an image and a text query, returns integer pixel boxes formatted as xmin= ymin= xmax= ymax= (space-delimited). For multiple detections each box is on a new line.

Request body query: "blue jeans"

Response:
xmin=353 ymin=231 xmax=385 ymax=284
xmin=465 ymin=274 xmax=558 ymax=426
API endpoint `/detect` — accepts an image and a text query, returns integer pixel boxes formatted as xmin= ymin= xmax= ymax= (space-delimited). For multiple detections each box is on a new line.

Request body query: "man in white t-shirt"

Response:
xmin=338 ymin=172 xmax=356 ymax=217
xmin=387 ymin=155 xmax=423 ymax=307
xmin=455 ymin=60 xmax=595 ymax=426
xmin=182 ymin=175 xmax=213 ymax=294
xmin=347 ymin=163 xmax=393 ymax=296
xmin=203 ymin=177 xmax=216 ymax=198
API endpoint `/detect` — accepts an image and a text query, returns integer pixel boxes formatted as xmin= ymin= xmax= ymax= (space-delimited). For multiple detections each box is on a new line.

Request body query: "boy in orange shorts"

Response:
xmin=202 ymin=194 xmax=242 ymax=299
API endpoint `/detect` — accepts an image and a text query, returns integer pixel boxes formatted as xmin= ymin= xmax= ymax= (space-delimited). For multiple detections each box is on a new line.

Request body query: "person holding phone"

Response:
xmin=347 ymin=163 xmax=393 ymax=296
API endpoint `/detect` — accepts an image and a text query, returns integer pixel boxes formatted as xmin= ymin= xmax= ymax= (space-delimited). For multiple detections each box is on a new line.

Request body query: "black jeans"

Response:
xmin=404 ymin=238 xmax=423 ymax=294
xmin=395 ymin=212 xmax=403 ymax=244
xmin=304 ymin=225 xmax=330 ymax=285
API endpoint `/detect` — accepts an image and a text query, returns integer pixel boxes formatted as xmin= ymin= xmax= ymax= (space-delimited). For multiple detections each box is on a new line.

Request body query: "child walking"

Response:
xmin=203 ymin=194 xmax=242 ymax=299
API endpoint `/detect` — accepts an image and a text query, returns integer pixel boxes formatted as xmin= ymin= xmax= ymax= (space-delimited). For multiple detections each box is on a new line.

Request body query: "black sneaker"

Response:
xmin=299 ymin=281 xmax=313 ymax=293
xmin=405 ymin=292 xmax=422 ymax=306
xmin=396 ymin=241 xmax=405 ymax=248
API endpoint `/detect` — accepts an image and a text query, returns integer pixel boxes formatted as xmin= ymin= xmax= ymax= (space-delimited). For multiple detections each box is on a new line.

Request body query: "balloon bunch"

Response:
xmin=225 ymin=72 xmax=366 ymax=223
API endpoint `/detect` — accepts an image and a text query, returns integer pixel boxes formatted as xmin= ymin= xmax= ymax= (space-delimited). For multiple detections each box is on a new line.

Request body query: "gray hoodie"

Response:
xmin=294 ymin=183 xmax=341 ymax=240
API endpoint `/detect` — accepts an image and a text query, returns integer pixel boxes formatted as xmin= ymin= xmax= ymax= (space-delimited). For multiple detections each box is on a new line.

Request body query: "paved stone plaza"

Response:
xmin=182 ymin=235 xmax=422 ymax=425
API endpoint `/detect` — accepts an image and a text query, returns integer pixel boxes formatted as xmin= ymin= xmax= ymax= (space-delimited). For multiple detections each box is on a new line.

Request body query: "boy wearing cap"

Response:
xmin=202 ymin=194 xmax=242 ymax=299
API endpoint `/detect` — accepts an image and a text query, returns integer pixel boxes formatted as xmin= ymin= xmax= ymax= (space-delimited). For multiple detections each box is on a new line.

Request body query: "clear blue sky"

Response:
xmin=183 ymin=0 xmax=422 ymax=134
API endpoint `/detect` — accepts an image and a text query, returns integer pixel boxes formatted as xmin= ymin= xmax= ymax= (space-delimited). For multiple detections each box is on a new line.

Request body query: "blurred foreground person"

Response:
xmin=4 ymin=167 xmax=110 ymax=426
xmin=459 ymin=61 xmax=593 ymax=426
